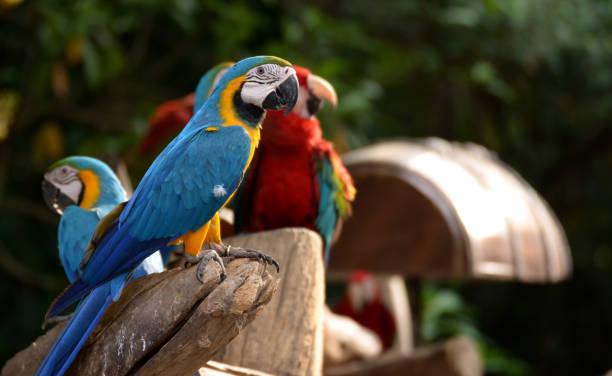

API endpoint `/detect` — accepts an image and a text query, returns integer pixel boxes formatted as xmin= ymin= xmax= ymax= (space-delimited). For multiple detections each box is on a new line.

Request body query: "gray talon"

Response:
xmin=186 ymin=249 xmax=227 ymax=284
xmin=223 ymin=247 xmax=280 ymax=273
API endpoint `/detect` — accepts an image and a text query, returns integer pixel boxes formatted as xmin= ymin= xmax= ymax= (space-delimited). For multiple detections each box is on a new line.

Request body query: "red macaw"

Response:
xmin=333 ymin=270 xmax=397 ymax=349
xmin=139 ymin=93 xmax=195 ymax=154
xmin=233 ymin=66 xmax=356 ymax=264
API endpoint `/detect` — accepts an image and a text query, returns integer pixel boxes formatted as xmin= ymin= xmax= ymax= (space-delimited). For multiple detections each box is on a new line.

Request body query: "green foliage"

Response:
xmin=1 ymin=0 xmax=612 ymax=374
xmin=422 ymin=284 xmax=529 ymax=375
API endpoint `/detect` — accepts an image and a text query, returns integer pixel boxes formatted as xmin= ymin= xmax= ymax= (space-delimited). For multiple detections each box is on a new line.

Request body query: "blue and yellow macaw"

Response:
xmin=193 ymin=64 xmax=355 ymax=266
xmin=37 ymin=156 xmax=164 ymax=376
xmin=45 ymin=56 xmax=298 ymax=328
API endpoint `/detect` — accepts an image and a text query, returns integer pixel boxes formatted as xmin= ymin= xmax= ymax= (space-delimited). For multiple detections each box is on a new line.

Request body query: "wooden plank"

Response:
xmin=324 ymin=336 xmax=482 ymax=376
xmin=214 ymin=228 xmax=325 ymax=376
xmin=328 ymin=170 xmax=469 ymax=277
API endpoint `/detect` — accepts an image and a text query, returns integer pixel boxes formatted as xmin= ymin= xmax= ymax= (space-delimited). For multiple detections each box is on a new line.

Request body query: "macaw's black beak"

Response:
xmin=42 ymin=179 xmax=77 ymax=215
xmin=262 ymin=74 xmax=299 ymax=116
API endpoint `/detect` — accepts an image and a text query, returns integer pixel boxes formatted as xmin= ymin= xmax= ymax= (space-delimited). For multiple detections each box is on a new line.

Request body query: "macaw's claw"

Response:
xmin=223 ymin=246 xmax=280 ymax=273
xmin=42 ymin=313 xmax=73 ymax=330
xmin=185 ymin=249 xmax=227 ymax=284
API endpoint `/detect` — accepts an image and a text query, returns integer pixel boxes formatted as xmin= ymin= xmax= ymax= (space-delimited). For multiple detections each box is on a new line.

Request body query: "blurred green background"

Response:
xmin=1 ymin=0 xmax=610 ymax=374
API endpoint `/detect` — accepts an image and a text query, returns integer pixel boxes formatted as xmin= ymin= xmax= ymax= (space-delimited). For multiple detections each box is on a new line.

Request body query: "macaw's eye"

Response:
xmin=257 ymin=67 xmax=265 ymax=75
xmin=61 ymin=167 xmax=68 ymax=174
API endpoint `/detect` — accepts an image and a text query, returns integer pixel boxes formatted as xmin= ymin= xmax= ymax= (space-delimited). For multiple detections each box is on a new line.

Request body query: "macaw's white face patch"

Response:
xmin=45 ymin=165 xmax=83 ymax=205
xmin=241 ymin=64 xmax=297 ymax=107
xmin=213 ymin=184 xmax=227 ymax=198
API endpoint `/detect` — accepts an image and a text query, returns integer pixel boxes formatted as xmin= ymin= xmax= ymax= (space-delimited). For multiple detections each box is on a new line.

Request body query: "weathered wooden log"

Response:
xmin=323 ymin=336 xmax=482 ymax=376
xmin=214 ymin=228 xmax=325 ymax=376
xmin=134 ymin=259 xmax=278 ymax=376
xmin=2 ymin=255 xmax=279 ymax=376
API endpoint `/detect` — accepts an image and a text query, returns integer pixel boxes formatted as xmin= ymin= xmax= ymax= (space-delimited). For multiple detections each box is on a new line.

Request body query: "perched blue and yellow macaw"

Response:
xmin=45 ymin=56 xmax=298 ymax=327
xmin=37 ymin=156 xmax=164 ymax=376
xmin=192 ymin=64 xmax=355 ymax=265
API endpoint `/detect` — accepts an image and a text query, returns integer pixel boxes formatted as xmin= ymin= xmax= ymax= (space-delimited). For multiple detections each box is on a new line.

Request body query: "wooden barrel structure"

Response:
xmin=328 ymin=139 xmax=571 ymax=283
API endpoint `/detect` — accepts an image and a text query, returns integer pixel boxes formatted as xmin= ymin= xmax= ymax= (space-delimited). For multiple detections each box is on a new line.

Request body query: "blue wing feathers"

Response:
xmin=46 ymin=279 xmax=91 ymax=320
xmin=315 ymin=156 xmax=340 ymax=265
xmin=123 ymin=126 xmax=250 ymax=241
xmin=67 ymin=126 xmax=250 ymax=296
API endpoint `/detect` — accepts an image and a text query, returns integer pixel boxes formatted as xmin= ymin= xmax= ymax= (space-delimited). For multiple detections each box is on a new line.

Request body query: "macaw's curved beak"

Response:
xmin=308 ymin=74 xmax=337 ymax=107
xmin=262 ymin=74 xmax=299 ymax=116
xmin=42 ymin=178 xmax=77 ymax=215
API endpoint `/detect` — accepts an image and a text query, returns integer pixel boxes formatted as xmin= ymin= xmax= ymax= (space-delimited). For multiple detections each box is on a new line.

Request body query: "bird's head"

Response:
xmin=42 ymin=156 xmax=126 ymax=214
xmin=265 ymin=66 xmax=337 ymax=121
xmin=206 ymin=56 xmax=299 ymax=128
xmin=347 ymin=270 xmax=379 ymax=313
xmin=294 ymin=66 xmax=338 ymax=119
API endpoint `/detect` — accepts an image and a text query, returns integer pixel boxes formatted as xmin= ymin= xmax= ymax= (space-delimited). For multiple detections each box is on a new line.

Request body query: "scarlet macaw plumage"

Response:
xmin=333 ymin=270 xmax=397 ymax=350
xmin=232 ymin=66 xmax=356 ymax=263
xmin=139 ymin=93 xmax=195 ymax=154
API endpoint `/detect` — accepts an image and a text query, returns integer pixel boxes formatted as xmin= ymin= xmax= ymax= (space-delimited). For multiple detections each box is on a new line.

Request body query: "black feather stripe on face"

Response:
xmin=77 ymin=182 xmax=85 ymax=205
xmin=234 ymin=83 xmax=264 ymax=127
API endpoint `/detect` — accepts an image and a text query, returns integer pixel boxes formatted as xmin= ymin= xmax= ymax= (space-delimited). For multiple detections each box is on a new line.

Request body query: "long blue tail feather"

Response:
xmin=36 ymin=282 xmax=114 ymax=376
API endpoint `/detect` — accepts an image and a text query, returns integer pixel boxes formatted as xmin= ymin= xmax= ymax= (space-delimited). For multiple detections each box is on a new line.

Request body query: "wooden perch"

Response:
xmin=2 ymin=256 xmax=279 ymax=376
xmin=324 ymin=336 xmax=482 ymax=376
xmin=214 ymin=228 xmax=326 ymax=376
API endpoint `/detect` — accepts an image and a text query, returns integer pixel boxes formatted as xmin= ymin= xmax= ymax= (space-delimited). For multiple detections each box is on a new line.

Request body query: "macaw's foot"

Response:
xmin=42 ymin=313 xmax=72 ymax=330
xmin=185 ymin=249 xmax=227 ymax=284
xmin=219 ymin=245 xmax=280 ymax=273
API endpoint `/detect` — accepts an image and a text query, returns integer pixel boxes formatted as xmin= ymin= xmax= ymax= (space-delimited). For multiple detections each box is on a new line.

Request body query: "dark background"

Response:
xmin=1 ymin=1 xmax=610 ymax=374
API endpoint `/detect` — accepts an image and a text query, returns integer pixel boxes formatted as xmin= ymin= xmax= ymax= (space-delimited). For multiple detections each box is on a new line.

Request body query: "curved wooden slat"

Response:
xmin=328 ymin=139 xmax=571 ymax=283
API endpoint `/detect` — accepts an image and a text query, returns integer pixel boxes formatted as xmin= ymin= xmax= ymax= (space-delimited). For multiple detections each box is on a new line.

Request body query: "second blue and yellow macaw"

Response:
xmin=37 ymin=156 xmax=164 ymax=376
xmin=45 ymin=56 xmax=298 ymax=328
